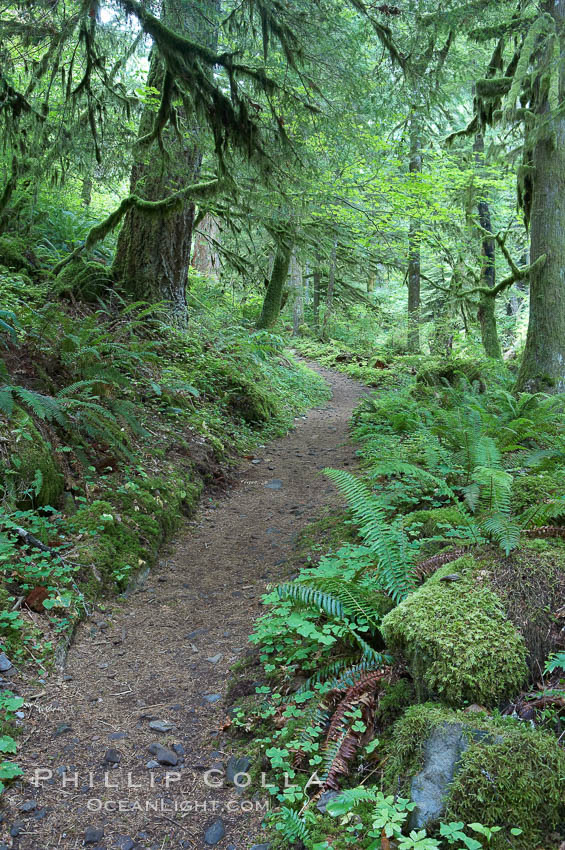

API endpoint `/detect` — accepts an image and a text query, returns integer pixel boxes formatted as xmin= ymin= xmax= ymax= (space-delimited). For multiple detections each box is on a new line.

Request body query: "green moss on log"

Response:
xmin=1 ymin=408 xmax=63 ymax=508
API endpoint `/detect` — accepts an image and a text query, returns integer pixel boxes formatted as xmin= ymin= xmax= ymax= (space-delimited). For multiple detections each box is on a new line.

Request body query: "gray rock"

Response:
xmin=264 ymin=479 xmax=283 ymax=490
xmin=84 ymin=826 xmax=105 ymax=844
xmin=226 ymin=755 xmax=251 ymax=786
xmin=203 ymin=693 xmax=221 ymax=704
xmin=19 ymin=800 xmax=36 ymax=813
xmin=115 ymin=837 xmax=135 ymax=850
xmin=10 ymin=822 xmax=24 ymax=837
xmin=186 ymin=628 xmax=208 ymax=639
xmin=0 ymin=653 xmax=12 ymax=672
xmin=103 ymin=748 xmax=121 ymax=765
xmin=316 ymin=790 xmax=339 ymax=814
xmin=149 ymin=720 xmax=174 ymax=733
xmin=109 ymin=731 xmax=127 ymax=741
xmin=410 ymin=722 xmax=468 ymax=829
xmin=54 ymin=723 xmax=72 ymax=737
xmin=146 ymin=760 xmax=159 ymax=769
xmin=250 ymin=845 xmax=271 ymax=850
xmin=148 ymin=743 xmax=178 ymax=766
xmin=172 ymin=743 xmax=185 ymax=756
xmin=204 ymin=817 xmax=225 ymax=845
xmin=206 ymin=654 xmax=222 ymax=664
xmin=33 ymin=808 xmax=47 ymax=821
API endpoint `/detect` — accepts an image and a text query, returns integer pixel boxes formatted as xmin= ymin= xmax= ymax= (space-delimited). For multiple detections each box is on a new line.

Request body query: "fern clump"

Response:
xmin=381 ymin=556 xmax=528 ymax=707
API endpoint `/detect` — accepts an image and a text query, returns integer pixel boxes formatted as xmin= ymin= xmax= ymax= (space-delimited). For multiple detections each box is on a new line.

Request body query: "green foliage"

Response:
xmin=323 ymin=469 xmax=417 ymax=602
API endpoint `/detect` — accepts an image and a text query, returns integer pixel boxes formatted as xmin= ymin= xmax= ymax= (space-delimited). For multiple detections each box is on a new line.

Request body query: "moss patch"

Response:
xmin=385 ymin=703 xmax=565 ymax=849
xmin=54 ymin=258 xmax=113 ymax=301
xmin=381 ymin=556 xmax=528 ymax=706
xmin=1 ymin=408 xmax=64 ymax=508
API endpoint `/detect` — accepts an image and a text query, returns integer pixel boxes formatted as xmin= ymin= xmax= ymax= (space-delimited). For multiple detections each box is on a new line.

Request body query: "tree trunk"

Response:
xmin=474 ymin=134 xmax=502 ymax=359
xmin=112 ymin=0 xmax=218 ymax=322
xmin=516 ymin=0 xmax=565 ymax=392
xmin=321 ymin=239 xmax=337 ymax=340
xmin=290 ymin=250 xmax=304 ymax=336
xmin=407 ymin=121 xmax=421 ymax=353
xmin=313 ymin=255 xmax=321 ymax=329
xmin=191 ymin=214 xmax=220 ymax=278
xmin=256 ymin=243 xmax=292 ymax=329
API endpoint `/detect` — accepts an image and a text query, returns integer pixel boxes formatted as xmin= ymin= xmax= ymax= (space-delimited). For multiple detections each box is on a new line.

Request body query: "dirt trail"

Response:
xmin=3 ymin=364 xmax=368 ymax=850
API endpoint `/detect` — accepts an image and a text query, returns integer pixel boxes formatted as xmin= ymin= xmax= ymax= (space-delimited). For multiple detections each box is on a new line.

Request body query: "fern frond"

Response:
xmin=324 ymin=468 xmax=417 ymax=602
xmin=481 ymin=512 xmax=521 ymax=555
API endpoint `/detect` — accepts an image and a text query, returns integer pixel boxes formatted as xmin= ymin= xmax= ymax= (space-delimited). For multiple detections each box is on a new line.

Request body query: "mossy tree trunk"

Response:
xmin=516 ymin=0 xmax=565 ymax=392
xmin=474 ymin=134 xmax=502 ymax=359
xmin=256 ymin=242 xmax=292 ymax=329
xmin=407 ymin=120 xmax=421 ymax=353
xmin=112 ymin=0 xmax=218 ymax=324
xmin=312 ymin=254 xmax=321 ymax=329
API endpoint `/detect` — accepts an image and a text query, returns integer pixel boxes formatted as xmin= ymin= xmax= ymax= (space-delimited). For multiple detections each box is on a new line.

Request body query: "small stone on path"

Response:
xmin=103 ymin=748 xmax=121 ymax=765
xmin=84 ymin=826 xmax=104 ymax=844
xmin=19 ymin=801 xmax=36 ymax=813
xmin=148 ymin=743 xmax=178 ymax=766
xmin=149 ymin=720 xmax=173 ymax=733
xmin=264 ymin=479 xmax=283 ymax=490
xmin=54 ymin=723 xmax=72 ymax=737
xmin=204 ymin=817 xmax=225 ymax=845
xmin=0 ymin=653 xmax=12 ymax=672
xmin=206 ymin=654 xmax=222 ymax=664
xmin=203 ymin=693 xmax=221 ymax=703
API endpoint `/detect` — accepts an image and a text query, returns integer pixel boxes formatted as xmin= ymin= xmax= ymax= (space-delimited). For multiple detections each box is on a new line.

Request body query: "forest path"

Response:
xmin=4 ymin=363 xmax=368 ymax=850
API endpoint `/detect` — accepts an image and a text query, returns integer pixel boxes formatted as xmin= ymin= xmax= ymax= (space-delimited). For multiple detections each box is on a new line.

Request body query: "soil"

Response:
xmin=1 ymin=364 xmax=368 ymax=850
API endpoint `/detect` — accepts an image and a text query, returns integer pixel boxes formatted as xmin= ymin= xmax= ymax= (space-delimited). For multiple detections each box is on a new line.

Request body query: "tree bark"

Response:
xmin=321 ymin=239 xmax=337 ymax=340
xmin=312 ymin=254 xmax=321 ymax=329
xmin=290 ymin=250 xmax=304 ymax=336
xmin=516 ymin=0 xmax=565 ymax=392
xmin=474 ymin=133 xmax=502 ymax=359
xmin=407 ymin=120 xmax=421 ymax=353
xmin=256 ymin=242 xmax=292 ymax=329
xmin=112 ymin=0 xmax=218 ymax=323
xmin=191 ymin=214 xmax=220 ymax=278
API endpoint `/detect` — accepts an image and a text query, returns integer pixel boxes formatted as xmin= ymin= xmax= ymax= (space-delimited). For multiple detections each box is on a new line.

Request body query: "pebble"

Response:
xmin=206 ymin=654 xmax=222 ymax=664
xmin=316 ymin=789 xmax=339 ymax=813
xmin=204 ymin=817 xmax=225 ymax=845
xmin=85 ymin=826 xmax=104 ymax=844
xmin=54 ymin=723 xmax=72 ymax=737
xmin=250 ymin=845 xmax=271 ymax=850
xmin=146 ymin=760 xmax=159 ymax=769
xmin=103 ymin=749 xmax=121 ymax=765
xmin=33 ymin=808 xmax=47 ymax=821
xmin=0 ymin=653 xmax=12 ymax=672
xmin=10 ymin=822 xmax=24 ymax=837
xmin=172 ymin=743 xmax=185 ymax=756
xmin=19 ymin=801 xmax=36 ymax=813
xmin=149 ymin=720 xmax=174 ymax=733
xmin=148 ymin=743 xmax=178 ymax=766
xmin=226 ymin=755 xmax=250 ymax=785
xmin=109 ymin=731 xmax=127 ymax=740
xmin=264 ymin=479 xmax=283 ymax=490
xmin=186 ymin=628 xmax=207 ymax=639
xmin=115 ymin=837 xmax=135 ymax=850
xmin=203 ymin=693 xmax=221 ymax=704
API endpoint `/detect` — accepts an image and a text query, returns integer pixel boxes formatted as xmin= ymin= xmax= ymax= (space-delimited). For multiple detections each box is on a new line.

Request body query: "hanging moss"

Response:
xmin=381 ymin=556 xmax=528 ymax=707
xmin=475 ymin=76 xmax=513 ymax=99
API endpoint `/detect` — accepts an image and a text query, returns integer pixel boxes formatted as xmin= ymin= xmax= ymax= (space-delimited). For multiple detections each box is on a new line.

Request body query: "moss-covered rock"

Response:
xmin=0 ymin=235 xmax=34 ymax=273
xmin=1 ymin=408 xmax=63 ymax=507
xmin=385 ymin=703 xmax=565 ymax=848
xmin=54 ymin=258 xmax=113 ymax=302
xmin=416 ymin=357 xmax=486 ymax=390
xmin=381 ymin=556 xmax=528 ymax=706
